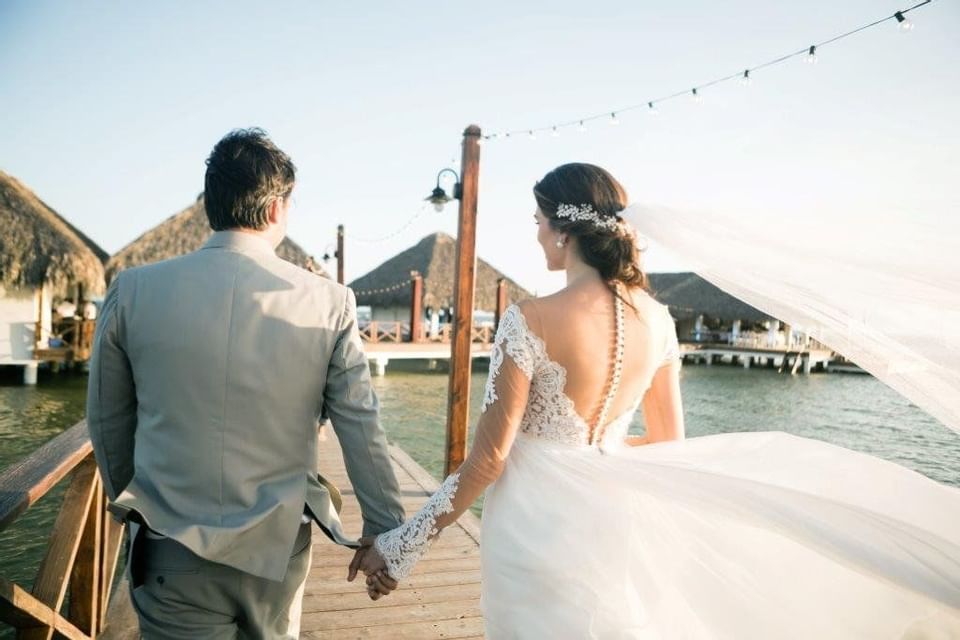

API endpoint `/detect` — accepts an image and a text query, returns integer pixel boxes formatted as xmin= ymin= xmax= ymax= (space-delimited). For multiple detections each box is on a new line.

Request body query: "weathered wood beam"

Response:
xmin=21 ymin=460 xmax=98 ymax=640
xmin=0 ymin=578 xmax=86 ymax=640
xmin=0 ymin=422 xmax=92 ymax=532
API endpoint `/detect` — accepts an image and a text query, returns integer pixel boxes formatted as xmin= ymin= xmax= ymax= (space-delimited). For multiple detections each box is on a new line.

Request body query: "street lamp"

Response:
xmin=426 ymin=168 xmax=462 ymax=212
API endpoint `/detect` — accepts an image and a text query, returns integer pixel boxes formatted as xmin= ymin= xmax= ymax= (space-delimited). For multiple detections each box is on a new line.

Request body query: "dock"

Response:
xmin=303 ymin=434 xmax=483 ymax=638
xmin=1 ymin=421 xmax=484 ymax=639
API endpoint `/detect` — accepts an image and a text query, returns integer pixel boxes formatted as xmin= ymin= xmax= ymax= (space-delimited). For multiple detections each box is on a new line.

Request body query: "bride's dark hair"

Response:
xmin=533 ymin=163 xmax=649 ymax=292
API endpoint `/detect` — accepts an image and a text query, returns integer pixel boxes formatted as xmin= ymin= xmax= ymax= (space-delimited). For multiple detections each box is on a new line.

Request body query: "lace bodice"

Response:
xmin=483 ymin=305 xmax=667 ymax=448
xmin=375 ymin=302 xmax=681 ymax=580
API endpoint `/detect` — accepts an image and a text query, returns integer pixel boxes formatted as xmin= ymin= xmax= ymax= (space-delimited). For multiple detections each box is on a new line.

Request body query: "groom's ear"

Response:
xmin=267 ymin=196 xmax=285 ymax=225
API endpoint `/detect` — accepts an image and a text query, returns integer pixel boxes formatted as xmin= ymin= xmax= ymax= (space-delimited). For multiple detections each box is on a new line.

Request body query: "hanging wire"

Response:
xmin=349 ymin=204 xmax=431 ymax=244
xmin=482 ymin=1 xmax=934 ymax=140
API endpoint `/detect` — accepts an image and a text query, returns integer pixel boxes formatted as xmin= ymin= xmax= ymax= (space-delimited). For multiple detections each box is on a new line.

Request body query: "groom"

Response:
xmin=87 ymin=128 xmax=404 ymax=638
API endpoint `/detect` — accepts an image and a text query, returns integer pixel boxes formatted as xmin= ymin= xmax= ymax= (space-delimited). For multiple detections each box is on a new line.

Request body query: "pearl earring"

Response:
xmin=555 ymin=239 xmax=565 ymax=249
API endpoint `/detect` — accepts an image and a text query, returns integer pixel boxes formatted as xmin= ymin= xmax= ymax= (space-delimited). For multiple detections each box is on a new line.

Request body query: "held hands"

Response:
xmin=347 ymin=536 xmax=399 ymax=600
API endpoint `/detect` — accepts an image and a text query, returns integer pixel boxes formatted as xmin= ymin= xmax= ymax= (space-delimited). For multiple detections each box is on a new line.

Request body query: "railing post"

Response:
xmin=69 ymin=475 xmax=102 ymax=635
xmin=409 ymin=272 xmax=423 ymax=343
xmin=494 ymin=278 xmax=507 ymax=331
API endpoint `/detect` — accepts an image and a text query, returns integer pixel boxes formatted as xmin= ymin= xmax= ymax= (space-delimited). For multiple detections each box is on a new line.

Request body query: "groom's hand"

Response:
xmin=347 ymin=537 xmax=399 ymax=600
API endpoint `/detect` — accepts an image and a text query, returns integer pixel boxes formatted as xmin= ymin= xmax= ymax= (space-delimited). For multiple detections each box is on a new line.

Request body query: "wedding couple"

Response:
xmin=88 ymin=128 xmax=960 ymax=639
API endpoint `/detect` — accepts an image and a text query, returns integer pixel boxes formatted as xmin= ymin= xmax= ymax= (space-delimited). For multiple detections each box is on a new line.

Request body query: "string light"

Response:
xmin=609 ymin=112 xmax=620 ymax=126
xmin=351 ymin=278 xmax=414 ymax=298
xmin=647 ymin=101 xmax=659 ymax=116
xmin=477 ymin=2 xmax=932 ymax=141
xmin=691 ymin=87 xmax=703 ymax=103
xmin=350 ymin=204 xmax=431 ymax=244
xmin=895 ymin=11 xmax=914 ymax=31
xmin=551 ymin=126 xmax=560 ymax=137
xmin=528 ymin=130 xmax=536 ymax=141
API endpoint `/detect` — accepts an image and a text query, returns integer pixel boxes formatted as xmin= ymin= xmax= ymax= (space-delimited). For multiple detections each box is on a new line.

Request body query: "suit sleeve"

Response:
xmin=323 ymin=288 xmax=405 ymax=536
xmin=86 ymin=272 xmax=138 ymax=500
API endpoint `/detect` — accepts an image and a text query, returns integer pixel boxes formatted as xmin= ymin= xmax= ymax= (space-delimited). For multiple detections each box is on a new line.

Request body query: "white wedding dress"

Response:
xmin=375 ymin=301 xmax=960 ymax=639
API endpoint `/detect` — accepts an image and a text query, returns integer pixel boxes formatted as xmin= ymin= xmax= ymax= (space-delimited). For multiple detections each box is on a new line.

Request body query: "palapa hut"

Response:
xmin=0 ymin=170 xmax=107 ymax=379
xmin=349 ymin=232 xmax=531 ymax=325
xmin=648 ymin=272 xmax=785 ymax=345
xmin=105 ymin=195 xmax=328 ymax=282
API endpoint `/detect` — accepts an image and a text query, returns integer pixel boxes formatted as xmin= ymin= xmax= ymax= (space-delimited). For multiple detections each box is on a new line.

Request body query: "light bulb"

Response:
xmin=528 ymin=130 xmax=536 ymax=141
xmin=805 ymin=45 xmax=817 ymax=64
xmin=578 ymin=120 xmax=587 ymax=133
xmin=609 ymin=112 xmax=620 ymax=126
xmin=895 ymin=11 xmax=914 ymax=31
xmin=433 ymin=202 xmax=445 ymax=213
xmin=739 ymin=70 xmax=752 ymax=86
xmin=691 ymin=88 xmax=702 ymax=103
xmin=551 ymin=126 xmax=560 ymax=138
xmin=647 ymin=101 xmax=659 ymax=116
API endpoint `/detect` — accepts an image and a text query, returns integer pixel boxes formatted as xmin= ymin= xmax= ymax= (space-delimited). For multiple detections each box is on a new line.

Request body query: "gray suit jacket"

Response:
xmin=87 ymin=231 xmax=404 ymax=581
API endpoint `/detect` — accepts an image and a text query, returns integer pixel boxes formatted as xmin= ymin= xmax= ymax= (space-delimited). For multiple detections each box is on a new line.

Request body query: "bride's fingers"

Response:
xmin=366 ymin=573 xmax=393 ymax=595
xmin=376 ymin=571 xmax=398 ymax=590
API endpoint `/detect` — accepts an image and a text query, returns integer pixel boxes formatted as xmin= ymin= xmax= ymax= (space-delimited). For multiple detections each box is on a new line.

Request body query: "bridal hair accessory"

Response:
xmin=555 ymin=203 xmax=621 ymax=232
xmin=555 ymin=238 xmax=565 ymax=248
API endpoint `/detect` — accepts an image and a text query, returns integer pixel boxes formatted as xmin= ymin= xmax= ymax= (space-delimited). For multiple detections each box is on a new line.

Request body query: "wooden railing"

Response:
xmin=33 ymin=319 xmax=97 ymax=365
xmin=360 ymin=322 xmax=494 ymax=345
xmin=0 ymin=421 xmax=124 ymax=639
xmin=470 ymin=325 xmax=493 ymax=344
xmin=358 ymin=321 xmax=408 ymax=344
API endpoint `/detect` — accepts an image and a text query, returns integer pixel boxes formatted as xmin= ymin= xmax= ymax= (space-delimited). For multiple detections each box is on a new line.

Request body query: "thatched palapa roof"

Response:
xmin=349 ymin=232 xmax=532 ymax=310
xmin=105 ymin=196 xmax=328 ymax=281
xmin=648 ymin=272 xmax=771 ymax=323
xmin=0 ymin=170 xmax=107 ymax=295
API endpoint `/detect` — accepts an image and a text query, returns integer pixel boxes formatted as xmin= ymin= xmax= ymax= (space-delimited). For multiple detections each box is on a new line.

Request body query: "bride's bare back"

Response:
xmin=523 ymin=279 xmax=684 ymax=444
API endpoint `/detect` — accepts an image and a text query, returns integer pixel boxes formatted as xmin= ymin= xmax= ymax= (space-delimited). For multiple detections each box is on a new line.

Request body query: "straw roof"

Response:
xmin=349 ymin=232 xmax=532 ymax=310
xmin=0 ymin=170 xmax=107 ymax=295
xmin=105 ymin=196 xmax=328 ymax=282
xmin=648 ymin=272 xmax=771 ymax=323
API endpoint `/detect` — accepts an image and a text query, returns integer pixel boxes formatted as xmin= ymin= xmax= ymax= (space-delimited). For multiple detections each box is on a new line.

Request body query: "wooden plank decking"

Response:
xmin=302 ymin=432 xmax=483 ymax=639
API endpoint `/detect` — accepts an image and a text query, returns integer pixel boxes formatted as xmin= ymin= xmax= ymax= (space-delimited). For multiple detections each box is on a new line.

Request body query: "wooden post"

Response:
xmin=494 ymin=278 xmax=508 ymax=330
xmin=34 ymin=285 xmax=44 ymax=347
xmin=409 ymin=271 xmax=423 ymax=343
xmin=444 ymin=124 xmax=481 ymax=476
xmin=336 ymin=225 xmax=345 ymax=285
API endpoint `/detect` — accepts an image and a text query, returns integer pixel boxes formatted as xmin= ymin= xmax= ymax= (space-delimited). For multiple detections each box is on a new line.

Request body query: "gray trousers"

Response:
xmin=127 ymin=522 xmax=313 ymax=639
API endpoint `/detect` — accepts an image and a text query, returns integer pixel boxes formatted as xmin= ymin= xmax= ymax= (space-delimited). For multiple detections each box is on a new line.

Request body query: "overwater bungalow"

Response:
xmin=649 ymin=272 xmax=786 ymax=345
xmin=105 ymin=195 xmax=328 ymax=282
xmin=0 ymin=171 xmax=107 ymax=382
xmin=349 ymin=232 xmax=531 ymax=340
xmin=649 ymin=272 xmax=835 ymax=372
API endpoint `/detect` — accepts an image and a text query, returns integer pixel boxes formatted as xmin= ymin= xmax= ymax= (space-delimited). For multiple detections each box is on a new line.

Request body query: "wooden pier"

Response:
xmin=679 ymin=342 xmax=835 ymax=374
xmin=302 ymin=434 xmax=483 ymax=639
xmin=1 ymin=422 xmax=484 ymax=639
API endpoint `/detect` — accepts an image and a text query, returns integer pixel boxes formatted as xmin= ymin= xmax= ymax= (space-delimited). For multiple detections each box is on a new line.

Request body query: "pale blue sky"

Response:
xmin=2 ymin=1 xmax=957 ymax=295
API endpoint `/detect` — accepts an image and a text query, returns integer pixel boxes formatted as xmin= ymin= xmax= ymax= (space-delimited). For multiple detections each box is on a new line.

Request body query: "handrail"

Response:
xmin=0 ymin=422 xmax=92 ymax=532
xmin=0 ymin=421 xmax=125 ymax=638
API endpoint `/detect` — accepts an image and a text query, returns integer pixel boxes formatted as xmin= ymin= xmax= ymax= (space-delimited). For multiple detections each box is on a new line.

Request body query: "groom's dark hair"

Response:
xmin=204 ymin=128 xmax=296 ymax=231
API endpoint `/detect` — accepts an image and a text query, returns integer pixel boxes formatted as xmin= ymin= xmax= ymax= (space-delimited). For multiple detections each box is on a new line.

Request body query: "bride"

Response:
xmin=359 ymin=163 xmax=960 ymax=638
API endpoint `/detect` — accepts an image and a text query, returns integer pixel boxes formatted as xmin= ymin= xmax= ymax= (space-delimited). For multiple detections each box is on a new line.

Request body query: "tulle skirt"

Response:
xmin=479 ymin=431 xmax=960 ymax=639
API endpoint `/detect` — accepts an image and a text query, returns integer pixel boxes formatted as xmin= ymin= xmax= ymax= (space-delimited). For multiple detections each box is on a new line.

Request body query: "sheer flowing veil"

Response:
xmin=622 ymin=204 xmax=960 ymax=435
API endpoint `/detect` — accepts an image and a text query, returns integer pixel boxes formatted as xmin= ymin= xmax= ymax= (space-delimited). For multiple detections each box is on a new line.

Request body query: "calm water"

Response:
xmin=1 ymin=365 xmax=958 ymax=628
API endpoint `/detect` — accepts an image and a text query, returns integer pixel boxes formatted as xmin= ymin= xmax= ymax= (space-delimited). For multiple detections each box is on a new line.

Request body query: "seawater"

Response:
xmin=1 ymin=365 xmax=957 ymax=633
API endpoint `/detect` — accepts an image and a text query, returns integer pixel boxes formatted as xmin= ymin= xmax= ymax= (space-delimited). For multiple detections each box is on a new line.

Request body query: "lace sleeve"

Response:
xmin=375 ymin=304 xmax=536 ymax=579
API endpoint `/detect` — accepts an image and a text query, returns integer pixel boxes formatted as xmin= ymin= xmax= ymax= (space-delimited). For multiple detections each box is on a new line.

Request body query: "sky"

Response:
xmin=1 ymin=0 xmax=958 ymax=296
